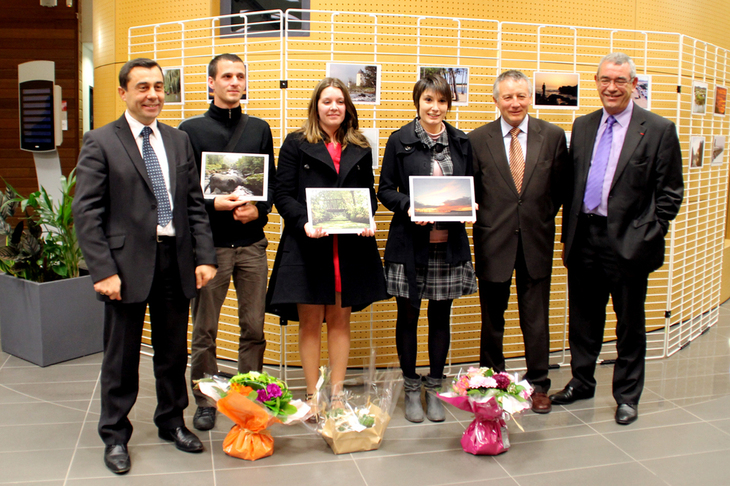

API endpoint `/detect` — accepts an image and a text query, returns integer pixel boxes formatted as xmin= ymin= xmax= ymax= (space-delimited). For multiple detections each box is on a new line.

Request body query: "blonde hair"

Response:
xmin=299 ymin=77 xmax=369 ymax=149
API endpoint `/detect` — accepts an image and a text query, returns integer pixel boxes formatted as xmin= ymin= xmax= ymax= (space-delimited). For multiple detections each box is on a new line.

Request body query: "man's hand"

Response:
xmin=94 ymin=274 xmax=122 ymax=300
xmin=233 ymin=202 xmax=259 ymax=224
xmin=214 ymin=194 xmax=248 ymax=212
xmin=195 ymin=264 xmax=217 ymax=289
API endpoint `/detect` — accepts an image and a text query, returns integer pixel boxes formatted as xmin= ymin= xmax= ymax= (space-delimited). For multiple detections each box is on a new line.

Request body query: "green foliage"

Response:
xmin=242 ymin=173 xmax=264 ymax=194
xmin=0 ymin=170 xmax=82 ymax=282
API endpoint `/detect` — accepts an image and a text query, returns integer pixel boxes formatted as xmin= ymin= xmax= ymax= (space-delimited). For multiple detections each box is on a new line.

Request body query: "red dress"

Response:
xmin=326 ymin=142 xmax=342 ymax=292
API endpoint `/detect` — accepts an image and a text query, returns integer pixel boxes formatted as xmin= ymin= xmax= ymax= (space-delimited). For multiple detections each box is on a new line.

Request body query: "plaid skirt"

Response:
xmin=385 ymin=243 xmax=477 ymax=301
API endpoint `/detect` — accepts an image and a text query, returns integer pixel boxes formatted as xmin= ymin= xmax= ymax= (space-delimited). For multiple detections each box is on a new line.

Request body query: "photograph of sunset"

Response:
xmin=409 ymin=176 xmax=475 ymax=222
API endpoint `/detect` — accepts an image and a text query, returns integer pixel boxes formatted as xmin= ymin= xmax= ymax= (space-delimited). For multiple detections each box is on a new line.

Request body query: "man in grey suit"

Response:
xmin=73 ymin=58 xmax=217 ymax=474
xmin=469 ymin=70 xmax=569 ymax=414
xmin=549 ymin=53 xmax=684 ymax=425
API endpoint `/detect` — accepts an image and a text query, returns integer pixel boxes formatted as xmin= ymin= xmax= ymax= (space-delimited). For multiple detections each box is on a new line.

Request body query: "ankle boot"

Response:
xmin=424 ymin=375 xmax=445 ymax=422
xmin=403 ymin=375 xmax=424 ymax=423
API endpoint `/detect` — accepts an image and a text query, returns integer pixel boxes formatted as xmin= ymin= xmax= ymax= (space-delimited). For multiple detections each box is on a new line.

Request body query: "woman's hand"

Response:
xmin=358 ymin=226 xmax=375 ymax=237
xmin=304 ymin=222 xmax=328 ymax=238
xmin=408 ymin=206 xmax=432 ymax=226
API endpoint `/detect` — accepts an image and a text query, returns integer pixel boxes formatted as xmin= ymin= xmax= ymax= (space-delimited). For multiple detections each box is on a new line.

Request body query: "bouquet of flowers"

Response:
xmin=438 ymin=367 xmax=533 ymax=455
xmin=196 ymin=371 xmax=309 ymax=461
xmin=306 ymin=353 xmax=403 ymax=454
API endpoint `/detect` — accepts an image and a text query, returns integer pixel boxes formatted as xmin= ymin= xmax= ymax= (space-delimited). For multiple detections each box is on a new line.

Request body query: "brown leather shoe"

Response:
xmin=531 ymin=392 xmax=552 ymax=414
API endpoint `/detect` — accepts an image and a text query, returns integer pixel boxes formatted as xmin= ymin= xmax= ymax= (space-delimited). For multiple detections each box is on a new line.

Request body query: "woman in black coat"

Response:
xmin=377 ymin=75 xmax=477 ymax=423
xmin=266 ymin=77 xmax=388 ymax=399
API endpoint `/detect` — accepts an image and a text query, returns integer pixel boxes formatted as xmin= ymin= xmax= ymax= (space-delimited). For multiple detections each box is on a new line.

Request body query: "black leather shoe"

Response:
xmin=103 ymin=444 xmax=130 ymax=474
xmin=615 ymin=404 xmax=638 ymax=425
xmin=193 ymin=406 xmax=216 ymax=431
xmin=158 ymin=426 xmax=204 ymax=452
xmin=549 ymin=385 xmax=594 ymax=405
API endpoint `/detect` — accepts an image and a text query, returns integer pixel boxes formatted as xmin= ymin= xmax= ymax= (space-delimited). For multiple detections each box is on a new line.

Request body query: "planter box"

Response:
xmin=0 ymin=273 xmax=103 ymax=367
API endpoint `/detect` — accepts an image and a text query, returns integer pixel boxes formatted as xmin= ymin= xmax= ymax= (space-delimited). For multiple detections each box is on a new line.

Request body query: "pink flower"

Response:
xmin=256 ymin=389 xmax=269 ymax=402
xmin=470 ymin=376 xmax=497 ymax=389
xmin=493 ymin=373 xmax=511 ymax=390
xmin=266 ymin=383 xmax=282 ymax=399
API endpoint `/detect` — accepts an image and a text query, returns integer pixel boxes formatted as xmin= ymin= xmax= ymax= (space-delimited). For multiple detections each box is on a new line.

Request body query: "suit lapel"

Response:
xmin=522 ymin=116 xmax=543 ymax=193
xmin=159 ymin=123 xmax=177 ymax=200
xmin=484 ymin=120 xmax=518 ymax=195
xmin=115 ymin=116 xmax=154 ymax=195
xmin=577 ymin=111 xmax=603 ymax=194
xmin=610 ymin=106 xmax=647 ymax=191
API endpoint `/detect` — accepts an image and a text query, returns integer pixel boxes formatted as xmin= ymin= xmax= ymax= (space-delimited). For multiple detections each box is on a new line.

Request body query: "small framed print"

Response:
xmin=712 ymin=136 xmax=725 ymax=166
xmin=632 ymin=75 xmax=651 ymax=110
xmin=418 ymin=66 xmax=469 ymax=106
xmin=162 ymin=67 xmax=183 ymax=104
xmin=200 ymin=151 xmax=269 ymax=200
xmin=533 ymin=72 xmax=579 ymax=109
xmin=409 ymin=176 xmax=476 ymax=222
xmin=689 ymin=136 xmax=705 ymax=169
xmin=326 ymin=63 xmax=381 ymax=104
xmin=306 ymin=187 xmax=375 ymax=234
xmin=714 ymin=86 xmax=727 ymax=115
xmin=692 ymin=81 xmax=708 ymax=115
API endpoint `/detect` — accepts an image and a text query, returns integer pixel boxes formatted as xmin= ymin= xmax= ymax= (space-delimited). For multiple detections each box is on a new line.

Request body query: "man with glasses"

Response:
xmin=550 ymin=53 xmax=683 ymax=425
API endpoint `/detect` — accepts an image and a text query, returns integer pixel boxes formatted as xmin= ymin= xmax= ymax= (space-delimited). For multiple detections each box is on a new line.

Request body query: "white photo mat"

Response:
xmin=409 ymin=176 xmax=476 ymax=222
xmin=306 ymin=187 xmax=375 ymax=234
xmin=200 ymin=151 xmax=269 ymax=201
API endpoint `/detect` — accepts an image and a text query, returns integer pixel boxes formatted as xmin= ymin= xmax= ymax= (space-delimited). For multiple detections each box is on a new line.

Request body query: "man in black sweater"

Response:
xmin=179 ymin=53 xmax=275 ymax=431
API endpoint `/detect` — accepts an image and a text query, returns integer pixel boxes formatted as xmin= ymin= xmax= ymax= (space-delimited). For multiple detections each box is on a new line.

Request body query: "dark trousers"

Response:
xmin=478 ymin=239 xmax=551 ymax=393
xmin=98 ymin=238 xmax=191 ymax=445
xmin=190 ymin=240 xmax=268 ymax=406
xmin=567 ymin=214 xmax=648 ymax=405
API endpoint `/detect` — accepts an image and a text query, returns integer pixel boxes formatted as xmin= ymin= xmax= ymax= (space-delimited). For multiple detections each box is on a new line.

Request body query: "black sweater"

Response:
xmin=178 ymin=103 xmax=276 ymax=248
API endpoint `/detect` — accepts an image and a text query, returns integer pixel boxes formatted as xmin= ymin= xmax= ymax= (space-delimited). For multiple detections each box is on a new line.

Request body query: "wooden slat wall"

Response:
xmin=0 ymin=0 xmax=81 ymax=199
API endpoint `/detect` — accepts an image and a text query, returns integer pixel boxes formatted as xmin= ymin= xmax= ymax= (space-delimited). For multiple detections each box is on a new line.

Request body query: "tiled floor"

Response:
xmin=1 ymin=305 xmax=729 ymax=486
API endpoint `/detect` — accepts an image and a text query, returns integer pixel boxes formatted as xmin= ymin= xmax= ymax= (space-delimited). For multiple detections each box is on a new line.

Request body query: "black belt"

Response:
xmin=156 ymin=235 xmax=175 ymax=244
xmin=579 ymin=212 xmax=607 ymax=224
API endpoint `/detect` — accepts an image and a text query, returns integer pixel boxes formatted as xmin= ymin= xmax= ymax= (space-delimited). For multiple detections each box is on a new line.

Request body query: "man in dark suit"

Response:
xmin=72 ymin=58 xmax=217 ymax=474
xmin=469 ymin=70 xmax=569 ymax=414
xmin=549 ymin=53 xmax=683 ymax=425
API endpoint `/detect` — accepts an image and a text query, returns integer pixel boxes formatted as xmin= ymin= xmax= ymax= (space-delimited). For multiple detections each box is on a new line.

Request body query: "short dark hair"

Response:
xmin=413 ymin=74 xmax=452 ymax=112
xmin=118 ymin=58 xmax=162 ymax=90
xmin=209 ymin=53 xmax=244 ymax=79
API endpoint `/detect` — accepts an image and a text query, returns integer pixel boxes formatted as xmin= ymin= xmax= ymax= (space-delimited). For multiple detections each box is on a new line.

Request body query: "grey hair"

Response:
xmin=597 ymin=52 xmax=637 ymax=80
xmin=493 ymin=70 xmax=533 ymax=98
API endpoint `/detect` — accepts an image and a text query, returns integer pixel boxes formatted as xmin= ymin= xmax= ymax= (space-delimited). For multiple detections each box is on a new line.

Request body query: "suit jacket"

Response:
xmin=470 ymin=116 xmax=569 ymax=282
xmin=562 ymin=104 xmax=684 ymax=273
xmin=72 ymin=115 xmax=216 ymax=303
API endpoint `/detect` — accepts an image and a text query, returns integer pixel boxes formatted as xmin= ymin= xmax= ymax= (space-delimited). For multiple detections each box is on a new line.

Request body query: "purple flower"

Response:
xmin=266 ymin=383 xmax=282 ymax=399
xmin=493 ymin=373 xmax=511 ymax=390
xmin=257 ymin=389 xmax=269 ymax=402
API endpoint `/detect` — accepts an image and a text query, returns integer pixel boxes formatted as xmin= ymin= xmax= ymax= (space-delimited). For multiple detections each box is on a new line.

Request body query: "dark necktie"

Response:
xmin=583 ymin=115 xmax=616 ymax=211
xmin=141 ymin=126 xmax=172 ymax=227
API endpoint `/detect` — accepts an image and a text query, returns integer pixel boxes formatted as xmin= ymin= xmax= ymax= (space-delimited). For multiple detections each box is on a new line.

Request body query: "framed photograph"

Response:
xmin=418 ymin=67 xmax=469 ymax=106
xmin=219 ymin=0 xmax=310 ymax=38
xmin=689 ymin=136 xmax=705 ymax=169
xmin=326 ymin=63 xmax=381 ymax=104
xmin=714 ymin=86 xmax=727 ymax=115
xmin=305 ymin=188 xmax=374 ymax=234
xmin=712 ymin=136 xmax=725 ymax=166
xmin=533 ymin=72 xmax=579 ymax=109
xmin=632 ymin=74 xmax=651 ymax=110
xmin=409 ymin=176 xmax=476 ymax=222
xmin=692 ymin=81 xmax=708 ymax=114
xmin=361 ymin=128 xmax=379 ymax=169
xmin=200 ymin=151 xmax=269 ymax=200
xmin=208 ymin=64 xmax=247 ymax=103
xmin=162 ymin=67 xmax=183 ymax=104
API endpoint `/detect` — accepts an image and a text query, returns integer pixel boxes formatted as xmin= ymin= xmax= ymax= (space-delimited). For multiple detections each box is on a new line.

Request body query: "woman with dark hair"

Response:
xmin=378 ymin=75 xmax=477 ymax=423
xmin=266 ymin=77 xmax=388 ymax=401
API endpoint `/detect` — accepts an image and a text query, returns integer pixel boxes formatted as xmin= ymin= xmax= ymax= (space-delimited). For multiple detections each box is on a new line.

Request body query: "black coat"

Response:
xmin=266 ymin=132 xmax=388 ymax=321
xmin=377 ymin=119 xmax=473 ymax=302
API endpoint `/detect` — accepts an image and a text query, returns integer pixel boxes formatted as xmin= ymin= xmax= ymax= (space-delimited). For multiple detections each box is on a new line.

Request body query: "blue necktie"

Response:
xmin=583 ymin=115 xmax=616 ymax=211
xmin=141 ymin=126 xmax=173 ymax=227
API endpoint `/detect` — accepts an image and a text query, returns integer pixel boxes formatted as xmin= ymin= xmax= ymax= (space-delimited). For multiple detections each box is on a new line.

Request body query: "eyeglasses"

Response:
xmin=598 ymin=77 xmax=632 ymax=88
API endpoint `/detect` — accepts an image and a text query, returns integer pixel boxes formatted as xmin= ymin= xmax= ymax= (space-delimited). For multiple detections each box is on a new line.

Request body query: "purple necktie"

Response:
xmin=583 ymin=115 xmax=616 ymax=211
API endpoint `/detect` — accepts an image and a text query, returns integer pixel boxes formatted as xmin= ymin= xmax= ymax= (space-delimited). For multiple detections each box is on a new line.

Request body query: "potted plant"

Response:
xmin=0 ymin=170 xmax=103 ymax=366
